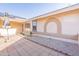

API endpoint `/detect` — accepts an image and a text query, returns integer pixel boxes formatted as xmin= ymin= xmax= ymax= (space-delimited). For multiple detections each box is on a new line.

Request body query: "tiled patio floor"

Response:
xmin=0 ymin=34 xmax=66 ymax=56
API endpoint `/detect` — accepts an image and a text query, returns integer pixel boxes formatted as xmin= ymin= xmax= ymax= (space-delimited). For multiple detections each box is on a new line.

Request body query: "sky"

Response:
xmin=0 ymin=3 xmax=77 ymax=19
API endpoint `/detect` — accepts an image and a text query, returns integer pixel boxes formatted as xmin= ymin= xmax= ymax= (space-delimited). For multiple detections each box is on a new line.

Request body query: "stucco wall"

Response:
xmin=35 ymin=13 xmax=79 ymax=40
xmin=36 ymin=17 xmax=61 ymax=34
xmin=60 ymin=13 xmax=79 ymax=35
xmin=36 ymin=12 xmax=79 ymax=36
xmin=0 ymin=20 xmax=24 ymax=34
xmin=10 ymin=21 xmax=23 ymax=33
xmin=37 ymin=21 xmax=45 ymax=32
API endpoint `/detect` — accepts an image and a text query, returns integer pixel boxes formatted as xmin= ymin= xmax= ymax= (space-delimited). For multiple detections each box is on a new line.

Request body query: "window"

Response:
xmin=32 ymin=21 xmax=37 ymax=32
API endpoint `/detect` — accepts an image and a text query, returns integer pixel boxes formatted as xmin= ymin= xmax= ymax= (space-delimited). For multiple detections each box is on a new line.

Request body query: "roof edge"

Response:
xmin=29 ymin=3 xmax=79 ymax=21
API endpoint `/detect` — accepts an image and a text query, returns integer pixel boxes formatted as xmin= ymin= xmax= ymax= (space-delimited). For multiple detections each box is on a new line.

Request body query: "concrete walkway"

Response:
xmin=27 ymin=33 xmax=79 ymax=56
xmin=0 ymin=34 xmax=66 ymax=56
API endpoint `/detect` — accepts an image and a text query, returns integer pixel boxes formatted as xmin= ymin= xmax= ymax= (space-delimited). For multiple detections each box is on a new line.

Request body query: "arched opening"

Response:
xmin=44 ymin=18 xmax=61 ymax=34
xmin=46 ymin=22 xmax=57 ymax=33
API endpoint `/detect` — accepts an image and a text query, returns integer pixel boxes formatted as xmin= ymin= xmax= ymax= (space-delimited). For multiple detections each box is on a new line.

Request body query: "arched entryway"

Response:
xmin=46 ymin=22 xmax=57 ymax=33
xmin=44 ymin=17 xmax=61 ymax=34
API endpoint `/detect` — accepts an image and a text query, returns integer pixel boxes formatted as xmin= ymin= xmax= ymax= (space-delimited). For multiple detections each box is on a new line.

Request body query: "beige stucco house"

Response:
xmin=29 ymin=4 xmax=79 ymax=40
xmin=0 ymin=4 xmax=79 ymax=40
xmin=0 ymin=4 xmax=79 ymax=56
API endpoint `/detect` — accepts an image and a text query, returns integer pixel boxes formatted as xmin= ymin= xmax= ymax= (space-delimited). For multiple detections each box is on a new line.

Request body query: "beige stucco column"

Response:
xmin=30 ymin=21 xmax=33 ymax=32
xmin=22 ymin=22 xmax=26 ymax=32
